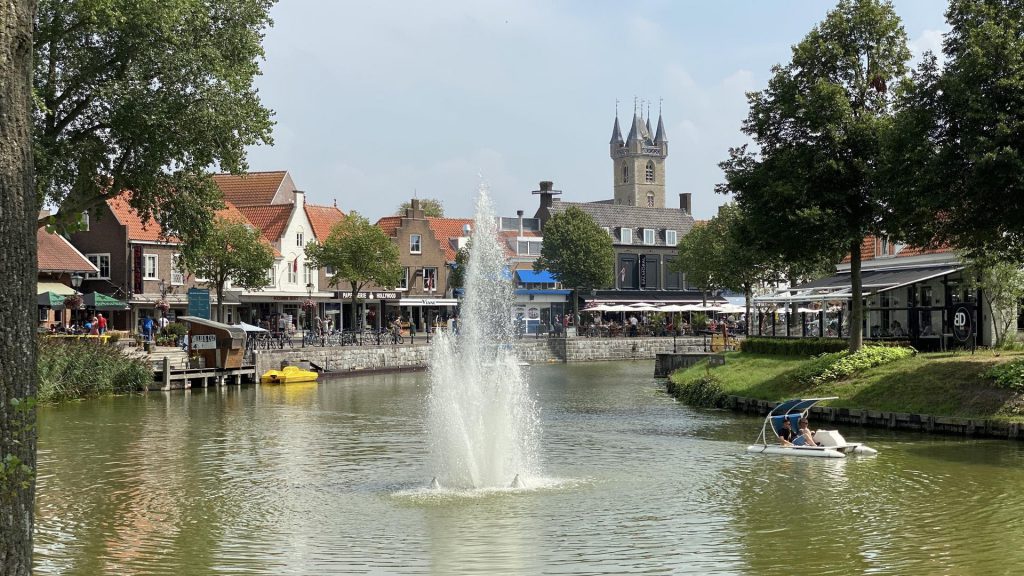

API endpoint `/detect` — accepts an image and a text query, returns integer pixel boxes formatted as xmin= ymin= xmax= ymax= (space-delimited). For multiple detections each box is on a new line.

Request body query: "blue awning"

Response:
xmin=515 ymin=289 xmax=572 ymax=296
xmin=516 ymin=269 xmax=556 ymax=284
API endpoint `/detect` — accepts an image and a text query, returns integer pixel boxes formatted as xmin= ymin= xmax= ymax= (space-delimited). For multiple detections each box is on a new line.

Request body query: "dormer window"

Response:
xmin=645 ymin=161 xmax=655 ymax=183
xmin=643 ymin=228 xmax=655 ymax=245
xmin=619 ymin=228 xmax=632 ymax=244
xmin=665 ymin=229 xmax=677 ymax=246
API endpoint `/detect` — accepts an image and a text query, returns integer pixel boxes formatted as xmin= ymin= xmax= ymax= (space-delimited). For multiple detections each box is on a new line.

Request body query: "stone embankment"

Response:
xmin=253 ymin=336 xmax=709 ymax=376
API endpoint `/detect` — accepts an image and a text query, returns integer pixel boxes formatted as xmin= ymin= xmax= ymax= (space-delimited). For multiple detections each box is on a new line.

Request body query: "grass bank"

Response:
xmin=669 ymin=350 xmax=1024 ymax=422
xmin=37 ymin=337 xmax=150 ymax=403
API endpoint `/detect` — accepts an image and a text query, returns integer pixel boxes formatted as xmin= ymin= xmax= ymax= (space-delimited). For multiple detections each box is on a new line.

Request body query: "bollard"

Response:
xmin=673 ymin=334 xmax=677 ymax=354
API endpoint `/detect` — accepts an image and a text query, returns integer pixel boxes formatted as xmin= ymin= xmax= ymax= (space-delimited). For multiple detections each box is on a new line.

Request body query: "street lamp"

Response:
xmin=70 ymin=273 xmax=83 ymax=327
xmin=304 ymin=282 xmax=313 ymax=347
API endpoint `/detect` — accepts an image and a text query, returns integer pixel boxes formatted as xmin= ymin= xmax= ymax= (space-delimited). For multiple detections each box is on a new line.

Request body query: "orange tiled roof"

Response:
xmin=106 ymin=194 xmax=173 ymax=242
xmin=426 ymin=218 xmax=475 ymax=261
xmin=305 ymin=204 xmax=345 ymax=240
xmin=37 ymin=228 xmax=97 ymax=273
xmin=217 ymin=201 xmax=281 ymax=257
xmin=376 ymin=216 xmax=401 ymax=237
xmin=212 ymin=171 xmax=288 ymax=207
xmin=842 ymin=236 xmax=954 ymax=263
xmin=237 ymin=204 xmax=292 ymax=242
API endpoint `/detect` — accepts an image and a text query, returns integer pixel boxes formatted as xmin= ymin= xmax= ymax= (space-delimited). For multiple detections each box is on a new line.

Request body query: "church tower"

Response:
xmin=610 ymin=102 xmax=668 ymax=207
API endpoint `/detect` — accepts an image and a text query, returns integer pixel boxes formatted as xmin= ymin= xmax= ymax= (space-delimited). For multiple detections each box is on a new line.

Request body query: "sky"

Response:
xmin=245 ymin=0 xmax=948 ymax=222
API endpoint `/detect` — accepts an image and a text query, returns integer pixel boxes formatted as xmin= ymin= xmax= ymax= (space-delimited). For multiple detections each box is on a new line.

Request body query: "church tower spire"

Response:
xmin=611 ymin=98 xmax=668 ymax=207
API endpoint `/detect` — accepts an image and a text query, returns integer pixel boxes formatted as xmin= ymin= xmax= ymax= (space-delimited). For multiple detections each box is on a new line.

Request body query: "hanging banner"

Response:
xmin=639 ymin=255 xmax=647 ymax=288
xmin=133 ymin=247 xmax=144 ymax=294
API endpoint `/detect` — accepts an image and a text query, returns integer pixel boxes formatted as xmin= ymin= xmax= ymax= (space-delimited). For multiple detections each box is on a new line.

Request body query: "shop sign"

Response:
xmin=133 ymin=247 xmax=144 ymax=294
xmin=192 ymin=334 xmax=216 ymax=349
xmin=952 ymin=304 xmax=973 ymax=342
xmin=355 ymin=291 xmax=400 ymax=300
xmin=639 ymin=255 xmax=647 ymax=288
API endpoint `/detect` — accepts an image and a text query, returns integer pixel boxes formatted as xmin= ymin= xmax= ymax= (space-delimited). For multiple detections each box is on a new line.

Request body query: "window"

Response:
xmin=602 ymin=227 xmax=611 ymax=236
xmin=86 ymin=253 xmax=110 ymax=279
xmin=296 ymin=232 xmax=304 ymax=247
xmin=665 ymin=230 xmax=677 ymax=246
xmin=517 ymin=240 xmax=542 ymax=256
xmin=664 ymin=258 xmax=682 ymax=290
xmin=410 ymin=234 xmax=422 ymax=254
xmin=397 ymin=268 xmax=409 ymax=290
xmin=618 ymin=255 xmax=638 ymax=289
xmin=81 ymin=211 xmax=90 ymax=232
xmin=645 ymin=161 xmax=655 ymax=183
xmin=266 ymin=268 xmax=275 ymax=286
xmin=423 ymin=267 xmax=438 ymax=292
xmin=143 ymin=254 xmax=158 ymax=279
xmin=622 ymin=164 xmax=629 ymax=183
xmin=647 ymin=193 xmax=655 ymax=208
xmin=171 ymin=254 xmax=184 ymax=285
xmin=643 ymin=228 xmax=655 ymax=245
xmin=619 ymin=228 xmax=632 ymax=244
xmin=642 ymin=255 xmax=660 ymax=289
xmin=287 ymin=260 xmax=297 ymax=284
xmin=304 ymin=264 xmax=313 ymax=286
xmin=325 ymin=264 xmax=336 ymax=276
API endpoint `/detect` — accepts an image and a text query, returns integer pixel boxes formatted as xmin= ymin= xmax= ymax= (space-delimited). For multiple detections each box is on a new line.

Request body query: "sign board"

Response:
xmin=952 ymin=304 xmax=973 ymax=342
xmin=639 ymin=255 xmax=647 ymax=288
xmin=191 ymin=334 xmax=216 ymax=349
xmin=708 ymin=354 xmax=726 ymax=366
xmin=187 ymin=288 xmax=211 ymax=319
xmin=132 ymin=247 xmax=144 ymax=294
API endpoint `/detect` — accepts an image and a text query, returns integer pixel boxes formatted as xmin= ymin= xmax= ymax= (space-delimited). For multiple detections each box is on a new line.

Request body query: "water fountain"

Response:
xmin=426 ymin=186 xmax=541 ymax=490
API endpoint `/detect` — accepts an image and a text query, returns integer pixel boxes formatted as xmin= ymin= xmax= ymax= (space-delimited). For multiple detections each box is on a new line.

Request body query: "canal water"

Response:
xmin=35 ymin=361 xmax=1024 ymax=575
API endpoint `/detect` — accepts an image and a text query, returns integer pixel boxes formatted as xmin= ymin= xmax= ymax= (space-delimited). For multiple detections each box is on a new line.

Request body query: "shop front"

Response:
xmin=388 ymin=297 xmax=459 ymax=334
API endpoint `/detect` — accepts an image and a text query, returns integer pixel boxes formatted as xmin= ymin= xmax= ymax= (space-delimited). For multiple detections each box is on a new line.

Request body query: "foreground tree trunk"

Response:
xmin=849 ymin=241 xmax=864 ymax=352
xmin=0 ymin=1 xmax=40 ymax=572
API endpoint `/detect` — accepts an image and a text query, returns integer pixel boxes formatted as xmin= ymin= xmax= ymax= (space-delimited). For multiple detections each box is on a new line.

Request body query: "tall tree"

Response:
xmin=670 ymin=221 xmax=723 ymax=305
xmin=179 ymin=216 xmax=275 ymax=323
xmin=719 ymin=0 xmax=911 ymax=352
xmin=534 ymin=206 xmax=615 ymax=322
xmin=886 ymin=0 xmax=1024 ymax=260
xmin=1 ymin=0 xmax=39 ymax=572
xmin=305 ymin=212 xmax=403 ymax=330
xmin=34 ymin=0 xmax=275 ymax=240
xmin=449 ymin=243 xmax=471 ymax=290
xmin=397 ymin=198 xmax=444 ymax=218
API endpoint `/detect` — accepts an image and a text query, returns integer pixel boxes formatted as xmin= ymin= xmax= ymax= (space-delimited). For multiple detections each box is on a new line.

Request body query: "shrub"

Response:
xmin=984 ymin=359 xmax=1024 ymax=391
xmin=669 ymin=374 xmax=726 ymax=408
xmin=809 ymin=345 xmax=915 ymax=386
xmin=740 ymin=337 xmax=848 ymax=356
xmin=164 ymin=322 xmax=188 ymax=337
xmin=37 ymin=336 xmax=150 ymax=403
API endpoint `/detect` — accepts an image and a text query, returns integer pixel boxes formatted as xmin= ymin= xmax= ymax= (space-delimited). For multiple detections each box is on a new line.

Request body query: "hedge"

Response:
xmin=740 ymin=337 xmax=848 ymax=356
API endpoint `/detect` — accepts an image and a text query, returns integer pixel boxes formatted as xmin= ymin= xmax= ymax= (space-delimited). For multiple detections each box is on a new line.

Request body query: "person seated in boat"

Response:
xmin=777 ymin=418 xmax=798 ymax=445
xmin=792 ymin=418 xmax=819 ymax=446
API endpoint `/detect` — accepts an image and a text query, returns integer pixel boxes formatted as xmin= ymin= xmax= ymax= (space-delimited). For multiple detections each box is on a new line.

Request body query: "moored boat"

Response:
xmin=746 ymin=397 xmax=878 ymax=458
xmin=260 ymin=365 xmax=318 ymax=384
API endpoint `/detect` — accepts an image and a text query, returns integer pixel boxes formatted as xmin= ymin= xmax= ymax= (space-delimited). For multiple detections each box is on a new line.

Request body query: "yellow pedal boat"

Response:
xmin=261 ymin=365 xmax=318 ymax=384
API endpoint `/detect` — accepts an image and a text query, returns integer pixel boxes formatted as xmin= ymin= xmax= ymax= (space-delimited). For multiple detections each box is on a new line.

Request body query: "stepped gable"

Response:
xmin=375 ymin=216 xmax=401 ymax=237
xmin=212 ymin=171 xmax=289 ymax=206
xmin=425 ymin=217 xmax=475 ymax=261
xmin=37 ymin=228 xmax=97 ymax=273
xmin=305 ymin=204 xmax=345 ymax=241
xmin=546 ymin=200 xmax=694 ymax=247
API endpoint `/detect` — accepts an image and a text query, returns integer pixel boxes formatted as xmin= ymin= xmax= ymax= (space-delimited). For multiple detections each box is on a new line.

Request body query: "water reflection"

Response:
xmin=34 ymin=363 xmax=1024 ymax=574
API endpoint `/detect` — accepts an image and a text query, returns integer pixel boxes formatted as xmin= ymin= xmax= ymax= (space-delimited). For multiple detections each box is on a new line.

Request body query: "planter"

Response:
xmin=189 ymin=358 xmax=206 ymax=369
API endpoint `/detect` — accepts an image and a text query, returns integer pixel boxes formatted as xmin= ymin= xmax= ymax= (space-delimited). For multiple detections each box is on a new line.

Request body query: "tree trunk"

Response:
xmin=216 ymin=284 xmax=225 ymax=323
xmin=0 ymin=1 xmax=39 ymax=572
xmin=350 ymin=286 xmax=359 ymax=331
xmin=744 ymin=283 xmax=752 ymax=337
xmin=849 ymin=240 xmax=864 ymax=352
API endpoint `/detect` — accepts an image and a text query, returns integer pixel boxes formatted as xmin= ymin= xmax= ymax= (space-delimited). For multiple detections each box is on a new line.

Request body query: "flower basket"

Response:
xmin=63 ymin=294 xmax=83 ymax=309
xmin=300 ymin=299 xmax=317 ymax=311
xmin=155 ymin=300 xmax=171 ymax=313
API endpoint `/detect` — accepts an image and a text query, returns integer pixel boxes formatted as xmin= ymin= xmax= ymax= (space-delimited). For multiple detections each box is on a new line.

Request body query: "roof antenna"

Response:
xmin=413 ymin=188 xmax=418 ymax=199
xmin=333 ymin=197 xmax=337 ymax=208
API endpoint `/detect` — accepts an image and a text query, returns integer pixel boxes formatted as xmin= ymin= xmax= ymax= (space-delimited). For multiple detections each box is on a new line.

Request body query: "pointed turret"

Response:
xmin=610 ymin=116 xmax=623 ymax=145
xmin=626 ymin=111 xmax=643 ymax=144
xmin=655 ymin=113 xmax=667 ymax=143
xmin=645 ymin=116 xmax=653 ymax=142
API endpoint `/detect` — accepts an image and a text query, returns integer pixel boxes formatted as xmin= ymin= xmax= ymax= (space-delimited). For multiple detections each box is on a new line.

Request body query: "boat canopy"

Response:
xmin=768 ymin=397 xmax=837 ymax=417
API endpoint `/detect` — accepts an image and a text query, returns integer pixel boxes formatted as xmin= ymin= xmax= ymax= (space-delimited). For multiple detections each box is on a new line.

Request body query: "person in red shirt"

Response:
xmin=97 ymin=313 xmax=108 ymax=335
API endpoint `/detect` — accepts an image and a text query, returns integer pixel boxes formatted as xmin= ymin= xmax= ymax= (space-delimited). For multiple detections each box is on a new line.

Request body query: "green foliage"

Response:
xmin=719 ymin=0 xmax=912 ymax=352
xmin=534 ymin=206 xmax=615 ymax=291
xmin=179 ymin=215 xmax=275 ymax=322
xmin=163 ymin=322 xmax=188 ymax=338
xmin=807 ymin=346 xmax=916 ymax=386
xmin=397 ymin=198 xmax=444 ymax=217
xmin=690 ymin=313 xmax=709 ymax=331
xmin=962 ymin=256 xmax=1024 ymax=347
xmin=34 ymin=0 xmax=276 ymax=240
xmin=984 ymin=359 xmax=1024 ymax=392
xmin=307 ymin=212 xmax=403 ymax=329
xmin=886 ymin=0 xmax=1024 ymax=259
xmin=449 ymin=242 xmax=471 ymax=289
xmin=668 ymin=374 xmax=727 ymax=408
xmin=740 ymin=337 xmax=849 ymax=356
xmin=36 ymin=337 xmax=150 ymax=403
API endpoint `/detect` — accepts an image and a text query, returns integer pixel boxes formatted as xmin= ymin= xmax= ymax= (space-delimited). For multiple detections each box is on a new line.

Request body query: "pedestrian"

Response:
xmin=629 ymin=314 xmax=639 ymax=337
xmin=142 ymin=316 xmax=154 ymax=343
xmin=158 ymin=315 xmax=169 ymax=333
xmin=89 ymin=315 xmax=99 ymax=335
xmin=97 ymin=313 xmax=107 ymax=335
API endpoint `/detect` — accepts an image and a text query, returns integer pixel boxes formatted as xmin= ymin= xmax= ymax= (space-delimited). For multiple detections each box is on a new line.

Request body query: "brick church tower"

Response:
xmin=609 ymin=102 xmax=668 ymax=208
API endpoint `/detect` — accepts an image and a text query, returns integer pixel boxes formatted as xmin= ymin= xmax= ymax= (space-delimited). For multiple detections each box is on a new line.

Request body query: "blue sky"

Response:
xmin=245 ymin=0 xmax=947 ymax=221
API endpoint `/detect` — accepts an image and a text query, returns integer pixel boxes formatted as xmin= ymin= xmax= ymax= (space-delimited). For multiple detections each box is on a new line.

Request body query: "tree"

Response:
xmin=397 ymin=198 xmax=444 ymax=218
xmin=305 ymin=212 xmax=403 ymax=330
xmin=718 ymin=0 xmax=911 ymax=352
xmin=886 ymin=0 xmax=1024 ymax=260
xmin=534 ymin=206 xmax=615 ymax=322
xmin=963 ymin=255 xmax=1024 ymax=347
xmin=179 ymin=216 xmax=275 ymax=323
xmin=449 ymin=243 xmax=471 ymax=290
xmin=671 ymin=222 xmax=723 ymax=305
xmin=1 ymin=1 xmax=38 ymax=571
xmin=34 ymin=0 xmax=275 ymax=241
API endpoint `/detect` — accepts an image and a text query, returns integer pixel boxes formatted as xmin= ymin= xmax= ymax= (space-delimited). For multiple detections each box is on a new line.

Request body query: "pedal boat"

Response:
xmin=746 ymin=397 xmax=878 ymax=458
xmin=260 ymin=365 xmax=318 ymax=384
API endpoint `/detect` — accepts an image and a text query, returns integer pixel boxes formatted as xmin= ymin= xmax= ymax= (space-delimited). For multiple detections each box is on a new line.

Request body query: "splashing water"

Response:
xmin=426 ymin=186 xmax=541 ymax=489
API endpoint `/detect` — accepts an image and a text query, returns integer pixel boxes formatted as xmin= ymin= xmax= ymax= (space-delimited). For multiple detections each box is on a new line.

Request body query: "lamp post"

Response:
xmin=70 ymin=273 xmax=83 ymax=327
xmin=304 ymin=282 xmax=313 ymax=347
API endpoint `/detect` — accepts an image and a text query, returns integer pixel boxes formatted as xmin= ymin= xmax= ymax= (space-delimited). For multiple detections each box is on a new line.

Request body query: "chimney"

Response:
xmin=407 ymin=198 xmax=424 ymax=219
xmin=680 ymin=193 xmax=692 ymax=215
xmin=294 ymin=189 xmax=305 ymax=209
xmin=517 ymin=210 xmax=524 ymax=235
xmin=532 ymin=180 xmax=562 ymax=211
xmin=462 ymin=223 xmax=471 ymax=236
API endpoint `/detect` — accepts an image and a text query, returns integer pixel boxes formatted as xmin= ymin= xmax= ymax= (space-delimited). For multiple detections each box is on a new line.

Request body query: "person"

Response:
xmin=777 ymin=418 xmax=798 ymax=446
xmin=142 ymin=315 xmax=154 ymax=343
xmin=97 ymin=313 xmax=107 ymax=335
xmin=793 ymin=418 xmax=819 ymax=446
xmin=158 ymin=315 xmax=169 ymax=333
xmin=629 ymin=314 xmax=639 ymax=337
xmin=891 ymin=320 xmax=905 ymax=337
xmin=89 ymin=315 xmax=99 ymax=335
